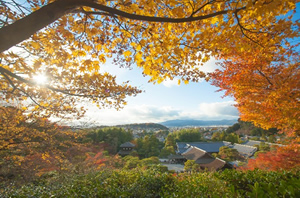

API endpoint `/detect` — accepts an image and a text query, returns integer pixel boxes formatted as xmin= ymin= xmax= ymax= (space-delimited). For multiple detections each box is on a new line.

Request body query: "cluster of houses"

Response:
xmin=118 ymin=140 xmax=282 ymax=171
xmin=181 ymin=147 xmax=232 ymax=171
xmin=167 ymin=140 xmax=282 ymax=171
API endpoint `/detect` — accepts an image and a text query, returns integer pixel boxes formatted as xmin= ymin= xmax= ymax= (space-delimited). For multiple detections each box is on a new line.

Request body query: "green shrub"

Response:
xmin=2 ymin=169 xmax=299 ymax=197
xmin=215 ymin=169 xmax=300 ymax=197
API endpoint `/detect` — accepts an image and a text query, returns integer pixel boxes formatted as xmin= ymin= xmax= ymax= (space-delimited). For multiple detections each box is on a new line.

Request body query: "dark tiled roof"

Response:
xmin=195 ymin=156 xmax=215 ymax=164
xmin=119 ymin=142 xmax=135 ymax=148
xmin=242 ymin=140 xmax=262 ymax=147
xmin=177 ymin=141 xmax=232 ymax=154
xmin=177 ymin=142 xmax=188 ymax=149
xmin=118 ymin=150 xmax=133 ymax=155
xmin=181 ymin=146 xmax=232 ymax=171
xmin=176 ymin=142 xmax=190 ymax=154
xmin=242 ymin=140 xmax=284 ymax=148
xmin=230 ymin=143 xmax=257 ymax=157
xmin=200 ymin=158 xmax=228 ymax=171
xmin=182 ymin=147 xmax=216 ymax=164
xmin=267 ymin=143 xmax=284 ymax=147
xmin=181 ymin=147 xmax=208 ymax=161
xmin=168 ymin=154 xmax=186 ymax=159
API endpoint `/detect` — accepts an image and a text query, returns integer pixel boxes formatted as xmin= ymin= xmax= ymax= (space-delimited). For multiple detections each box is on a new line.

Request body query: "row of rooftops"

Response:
xmin=181 ymin=146 xmax=232 ymax=171
xmin=171 ymin=140 xmax=283 ymax=171
xmin=176 ymin=140 xmax=283 ymax=158
xmin=229 ymin=143 xmax=257 ymax=157
xmin=177 ymin=141 xmax=232 ymax=154
xmin=242 ymin=140 xmax=283 ymax=147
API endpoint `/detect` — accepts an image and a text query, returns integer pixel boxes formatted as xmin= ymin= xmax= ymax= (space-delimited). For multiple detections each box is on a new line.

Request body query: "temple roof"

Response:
xmin=177 ymin=141 xmax=232 ymax=154
xmin=230 ymin=143 xmax=257 ymax=157
xmin=182 ymin=147 xmax=210 ymax=161
xmin=199 ymin=158 xmax=229 ymax=171
xmin=242 ymin=140 xmax=283 ymax=147
xmin=168 ymin=154 xmax=186 ymax=159
xmin=118 ymin=150 xmax=133 ymax=155
xmin=182 ymin=146 xmax=232 ymax=170
xmin=119 ymin=142 xmax=135 ymax=148
xmin=242 ymin=140 xmax=262 ymax=147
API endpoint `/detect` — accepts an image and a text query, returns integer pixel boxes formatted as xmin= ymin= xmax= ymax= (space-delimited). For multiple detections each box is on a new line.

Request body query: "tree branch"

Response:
xmin=234 ymin=11 xmax=264 ymax=48
xmin=0 ymin=0 xmax=246 ymax=53
xmin=0 ymin=0 xmax=82 ymax=53
xmin=82 ymin=0 xmax=236 ymax=23
xmin=0 ymin=66 xmax=103 ymax=98
xmin=257 ymin=69 xmax=273 ymax=86
xmin=190 ymin=0 xmax=214 ymax=17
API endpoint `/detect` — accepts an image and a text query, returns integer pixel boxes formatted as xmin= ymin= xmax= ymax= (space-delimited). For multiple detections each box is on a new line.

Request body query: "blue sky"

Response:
xmin=76 ymin=57 xmax=240 ymax=126
xmin=77 ymin=4 xmax=300 ymax=126
xmin=2 ymin=1 xmax=299 ymax=126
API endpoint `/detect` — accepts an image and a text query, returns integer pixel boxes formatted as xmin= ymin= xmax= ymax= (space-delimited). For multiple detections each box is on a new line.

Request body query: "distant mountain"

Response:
xmin=160 ymin=119 xmax=238 ymax=127
xmin=116 ymin=123 xmax=169 ymax=131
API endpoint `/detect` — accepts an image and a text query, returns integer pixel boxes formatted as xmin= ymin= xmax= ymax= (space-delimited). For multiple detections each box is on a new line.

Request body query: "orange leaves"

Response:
xmin=98 ymin=54 xmax=106 ymax=63
xmin=242 ymin=141 xmax=300 ymax=171
xmin=123 ymin=50 xmax=132 ymax=57
xmin=211 ymin=44 xmax=300 ymax=136
xmin=72 ymin=50 xmax=87 ymax=57
xmin=210 ymin=17 xmax=219 ymax=25
xmin=0 ymin=0 xmax=298 ymax=123
xmin=0 ymin=106 xmax=90 ymax=181
xmin=135 ymin=51 xmax=143 ymax=65
xmin=30 ymin=41 xmax=40 ymax=49
xmin=85 ymin=152 xmax=107 ymax=170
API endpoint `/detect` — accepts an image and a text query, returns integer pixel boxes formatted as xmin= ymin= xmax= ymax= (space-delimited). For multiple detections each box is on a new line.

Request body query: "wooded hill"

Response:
xmin=116 ymin=123 xmax=169 ymax=131
xmin=160 ymin=119 xmax=238 ymax=127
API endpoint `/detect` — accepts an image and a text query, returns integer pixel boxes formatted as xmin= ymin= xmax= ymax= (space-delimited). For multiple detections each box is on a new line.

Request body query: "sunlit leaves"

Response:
xmin=0 ymin=0 xmax=298 ymax=130
xmin=123 ymin=50 xmax=132 ymax=57
xmin=211 ymin=46 xmax=299 ymax=136
xmin=242 ymin=138 xmax=300 ymax=171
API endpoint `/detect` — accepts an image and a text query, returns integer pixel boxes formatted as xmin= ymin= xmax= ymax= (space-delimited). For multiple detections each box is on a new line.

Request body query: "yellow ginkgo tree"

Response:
xmin=0 ymin=0 xmax=299 ymax=132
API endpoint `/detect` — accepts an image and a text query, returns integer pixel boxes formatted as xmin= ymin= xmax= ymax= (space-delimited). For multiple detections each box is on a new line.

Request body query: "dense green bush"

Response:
xmin=215 ymin=169 xmax=300 ymax=197
xmin=1 ymin=169 xmax=299 ymax=197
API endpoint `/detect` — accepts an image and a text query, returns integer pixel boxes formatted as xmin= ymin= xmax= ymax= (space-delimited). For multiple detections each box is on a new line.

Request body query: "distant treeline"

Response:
xmin=116 ymin=123 xmax=168 ymax=130
xmin=226 ymin=119 xmax=279 ymax=137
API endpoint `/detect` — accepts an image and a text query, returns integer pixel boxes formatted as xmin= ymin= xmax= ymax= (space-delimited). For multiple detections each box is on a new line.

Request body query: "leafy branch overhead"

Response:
xmin=0 ymin=0 xmax=299 ymax=134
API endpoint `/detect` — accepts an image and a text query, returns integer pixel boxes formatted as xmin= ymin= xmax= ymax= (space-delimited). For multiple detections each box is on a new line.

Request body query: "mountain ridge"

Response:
xmin=160 ymin=119 xmax=238 ymax=127
xmin=116 ymin=123 xmax=168 ymax=130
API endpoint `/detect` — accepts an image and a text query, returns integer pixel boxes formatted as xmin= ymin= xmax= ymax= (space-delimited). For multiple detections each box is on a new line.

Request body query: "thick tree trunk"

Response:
xmin=0 ymin=0 xmax=82 ymax=53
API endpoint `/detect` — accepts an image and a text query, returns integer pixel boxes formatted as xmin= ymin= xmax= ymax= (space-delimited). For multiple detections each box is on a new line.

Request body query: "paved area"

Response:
xmin=163 ymin=164 xmax=185 ymax=172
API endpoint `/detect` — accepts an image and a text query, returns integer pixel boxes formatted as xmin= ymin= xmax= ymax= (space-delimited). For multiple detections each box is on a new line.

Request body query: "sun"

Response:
xmin=33 ymin=74 xmax=47 ymax=84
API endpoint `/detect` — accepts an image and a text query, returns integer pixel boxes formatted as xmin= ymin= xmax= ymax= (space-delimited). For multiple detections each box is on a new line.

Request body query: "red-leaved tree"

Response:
xmin=241 ymin=138 xmax=300 ymax=171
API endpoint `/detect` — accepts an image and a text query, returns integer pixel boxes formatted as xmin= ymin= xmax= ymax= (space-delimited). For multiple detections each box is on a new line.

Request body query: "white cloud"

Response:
xmin=129 ymin=105 xmax=180 ymax=119
xmin=198 ymin=101 xmax=239 ymax=118
xmin=100 ymin=60 xmax=130 ymax=81
xmin=69 ymin=104 xmax=181 ymax=126
xmin=67 ymin=101 xmax=239 ymax=126
xmin=174 ymin=101 xmax=239 ymax=121
xmin=162 ymin=78 xmax=179 ymax=88
xmin=196 ymin=56 xmax=220 ymax=74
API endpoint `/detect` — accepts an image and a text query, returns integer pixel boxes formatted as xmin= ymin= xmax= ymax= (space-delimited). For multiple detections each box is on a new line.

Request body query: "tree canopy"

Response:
xmin=241 ymin=138 xmax=300 ymax=171
xmin=0 ymin=0 xmax=299 ymax=134
xmin=169 ymin=128 xmax=204 ymax=142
